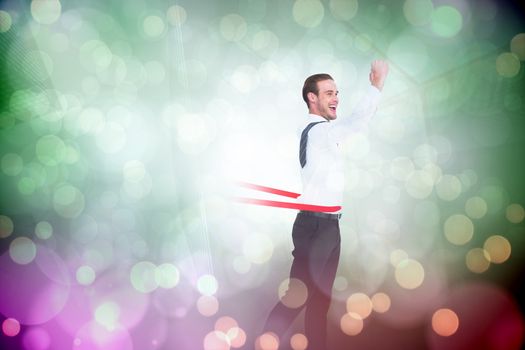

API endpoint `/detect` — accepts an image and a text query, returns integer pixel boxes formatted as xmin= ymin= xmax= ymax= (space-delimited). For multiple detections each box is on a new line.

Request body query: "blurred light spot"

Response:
xmin=413 ymin=144 xmax=438 ymax=166
xmin=354 ymin=33 xmax=372 ymax=52
xmin=371 ymin=292 xmax=391 ymax=313
xmin=431 ymin=6 xmax=463 ymax=38
xmin=233 ymin=256 xmax=251 ymax=274
xmin=229 ymin=327 xmax=246 ymax=348
xmin=243 ymin=233 xmax=274 ymax=264
xmin=395 ymin=258 xmax=425 ymax=289
xmin=466 ymin=248 xmax=490 ymax=273
xmin=35 ymin=221 xmax=53 ymax=240
xmin=95 ymin=301 xmax=120 ymax=331
xmin=252 ymin=30 xmax=279 ymax=57
xmin=390 ymin=249 xmax=408 ymax=266
xmin=197 ymin=274 xmax=219 ymax=296
xmin=204 ymin=331 xmax=230 ymax=350
xmin=290 ymin=333 xmax=308 ymax=350
xmin=329 ymin=0 xmax=358 ymax=21
xmin=36 ymin=135 xmax=66 ymax=166
xmin=405 ymin=170 xmax=434 ymax=199
xmin=130 ymin=261 xmax=158 ymax=293
xmin=155 ymin=263 xmax=180 ymax=288
xmin=1 ymin=153 xmax=23 ymax=177
xmin=387 ymin=35 xmax=428 ymax=75
xmin=479 ymin=185 xmax=507 ymax=214
xmin=76 ymin=265 xmax=96 ymax=285
xmin=496 ymin=52 xmax=520 ymax=78
xmin=0 ymin=10 xmax=12 ymax=32
xmin=293 ymin=0 xmax=324 ymax=28
xmin=435 ymin=174 xmax=462 ymax=201
xmin=459 ymin=169 xmax=478 ymax=188
xmin=506 ymin=203 xmax=525 ymax=223
xmin=220 ymin=13 xmax=247 ymax=42
xmin=78 ymin=107 xmax=105 ymax=134
xmin=278 ymin=278 xmax=308 ymax=309
xmin=346 ymin=293 xmax=372 ymax=319
xmin=256 ymin=332 xmax=279 ymax=350
xmin=0 ymin=215 xmax=14 ymax=238
xmin=422 ymin=163 xmax=443 ymax=184
xmin=10 ymin=236 xmax=37 ymax=265
xmin=231 ymin=65 xmax=260 ymax=93
xmin=31 ymin=0 xmax=61 ymax=24
xmin=22 ymin=327 xmax=51 ymax=350
xmin=390 ymin=157 xmax=414 ymax=181
xmin=53 ymin=184 xmax=85 ymax=218
xmin=465 ymin=196 xmax=488 ymax=219
xmin=143 ymin=15 xmax=165 ymax=38
xmin=510 ymin=33 xmax=525 ymax=60
xmin=432 ymin=308 xmax=459 ymax=336
xmin=167 ymin=5 xmax=187 ymax=26
xmin=215 ymin=316 xmax=238 ymax=335
xmin=2 ymin=318 xmax=20 ymax=337
xmin=333 ymin=276 xmax=348 ymax=291
xmin=403 ymin=0 xmax=433 ymax=26
xmin=340 ymin=313 xmax=363 ymax=336
xmin=444 ymin=214 xmax=474 ymax=245
xmin=484 ymin=235 xmax=511 ymax=264
xmin=197 ymin=295 xmax=219 ymax=317
xmin=79 ymin=40 xmax=113 ymax=72
xmin=18 ymin=177 xmax=36 ymax=195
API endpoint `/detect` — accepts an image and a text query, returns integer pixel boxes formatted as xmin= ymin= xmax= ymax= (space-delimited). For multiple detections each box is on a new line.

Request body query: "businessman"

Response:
xmin=259 ymin=60 xmax=389 ymax=349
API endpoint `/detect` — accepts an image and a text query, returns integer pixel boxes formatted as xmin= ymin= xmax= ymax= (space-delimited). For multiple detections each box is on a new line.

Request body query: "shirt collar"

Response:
xmin=307 ymin=113 xmax=329 ymax=122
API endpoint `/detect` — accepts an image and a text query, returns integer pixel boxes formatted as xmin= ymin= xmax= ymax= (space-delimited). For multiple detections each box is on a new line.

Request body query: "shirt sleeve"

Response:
xmin=328 ymin=85 xmax=382 ymax=143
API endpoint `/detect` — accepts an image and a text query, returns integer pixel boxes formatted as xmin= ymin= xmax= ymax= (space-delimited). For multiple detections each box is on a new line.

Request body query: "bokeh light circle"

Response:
xmin=130 ymin=261 xmax=158 ymax=293
xmin=340 ymin=312 xmax=363 ymax=336
xmin=36 ymin=134 xmax=66 ymax=166
xmin=197 ymin=274 xmax=219 ymax=296
xmin=444 ymin=214 xmax=474 ymax=245
xmin=2 ymin=318 xmax=20 ymax=337
xmin=0 ymin=215 xmax=14 ymax=238
xmin=220 ymin=14 xmax=247 ymax=42
xmin=155 ymin=263 xmax=180 ymax=289
xmin=242 ymin=233 xmax=274 ymax=264
xmin=167 ymin=5 xmax=187 ymax=26
xmin=143 ymin=15 xmax=165 ymax=38
xmin=290 ymin=333 xmax=308 ymax=350
xmin=1 ymin=153 xmax=24 ymax=176
xmin=431 ymin=6 xmax=463 ymax=38
xmin=496 ymin=52 xmax=521 ymax=78
xmin=395 ymin=258 xmax=425 ymax=289
xmin=465 ymin=248 xmax=490 ymax=274
xmin=22 ymin=327 xmax=51 ymax=350
xmin=76 ymin=265 xmax=96 ymax=285
xmin=329 ymin=0 xmax=358 ymax=21
xmin=256 ymin=332 xmax=279 ymax=350
xmin=278 ymin=278 xmax=308 ymax=309
xmin=204 ymin=331 xmax=230 ymax=350
xmin=10 ymin=236 xmax=37 ymax=265
xmin=346 ymin=293 xmax=373 ymax=319
xmin=506 ymin=203 xmax=525 ymax=223
xmin=435 ymin=175 xmax=462 ymax=201
xmin=510 ymin=33 xmax=525 ymax=60
xmin=0 ymin=10 xmax=12 ymax=32
xmin=53 ymin=183 xmax=85 ymax=218
xmin=35 ymin=221 xmax=53 ymax=240
xmin=432 ymin=308 xmax=459 ymax=336
xmin=31 ymin=0 xmax=61 ymax=25
xmin=197 ymin=295 xmax=219 ymax=317
xmin=483 ymin=235 xmax=511 ymax=264
xmin=293 ymin=0 xmax=324 ymax=28
xmin=403 ymin=0 xmax=433 ymax=26
xmin=371 ymin=292 xmax=391 ymax=313
xmin=465 ymin=197 xmax=488 ymax=219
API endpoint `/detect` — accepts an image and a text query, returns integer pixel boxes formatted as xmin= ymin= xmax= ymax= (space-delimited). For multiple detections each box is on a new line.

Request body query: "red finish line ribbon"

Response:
xmin=234 ymin=181 xmax=341 ymax=213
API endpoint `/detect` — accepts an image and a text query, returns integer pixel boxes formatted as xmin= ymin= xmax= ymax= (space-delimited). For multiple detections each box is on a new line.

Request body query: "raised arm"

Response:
xmin=330 ymin=60 xmax=389 ymax=142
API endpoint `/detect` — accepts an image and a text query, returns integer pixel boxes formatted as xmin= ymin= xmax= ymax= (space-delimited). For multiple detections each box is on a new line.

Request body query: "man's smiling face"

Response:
xmin=309 ymin=79 xmax=339 ymax=120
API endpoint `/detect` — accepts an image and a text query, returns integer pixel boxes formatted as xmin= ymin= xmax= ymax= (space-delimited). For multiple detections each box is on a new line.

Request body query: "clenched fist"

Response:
xmin=369 ymin=60 xmax=389 ymax=91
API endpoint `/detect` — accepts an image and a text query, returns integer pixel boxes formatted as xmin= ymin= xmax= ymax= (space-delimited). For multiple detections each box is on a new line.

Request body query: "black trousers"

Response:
xmin=263 ymin=212 xmax=341 ymax=350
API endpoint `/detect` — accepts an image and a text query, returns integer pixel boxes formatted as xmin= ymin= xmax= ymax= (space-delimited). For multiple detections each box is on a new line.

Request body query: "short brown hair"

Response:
xmin=302 ymin=73 xmax=333 ymax=108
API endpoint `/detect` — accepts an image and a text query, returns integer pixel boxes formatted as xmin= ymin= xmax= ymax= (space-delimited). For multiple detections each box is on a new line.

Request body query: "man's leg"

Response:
xmin=303 ymin=218 xmax=341 ymax=350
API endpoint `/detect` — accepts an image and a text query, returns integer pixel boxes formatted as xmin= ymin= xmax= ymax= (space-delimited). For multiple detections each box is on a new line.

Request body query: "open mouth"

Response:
xmin=329 ymin=105 xmax=337 ymax=112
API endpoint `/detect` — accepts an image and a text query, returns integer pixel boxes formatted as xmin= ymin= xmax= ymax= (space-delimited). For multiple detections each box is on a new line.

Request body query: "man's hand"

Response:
xmin=369 ymin=60 xmax=389 ymax=91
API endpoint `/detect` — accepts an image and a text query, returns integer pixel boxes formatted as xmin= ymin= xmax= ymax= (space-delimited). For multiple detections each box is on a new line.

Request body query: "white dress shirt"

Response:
xmin=296 ymin=86 xmax=382 ymax=212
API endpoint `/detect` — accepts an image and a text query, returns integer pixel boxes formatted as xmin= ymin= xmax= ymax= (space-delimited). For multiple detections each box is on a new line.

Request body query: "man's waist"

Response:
xmin=298 ymin=210 xmax=342 ymax=220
